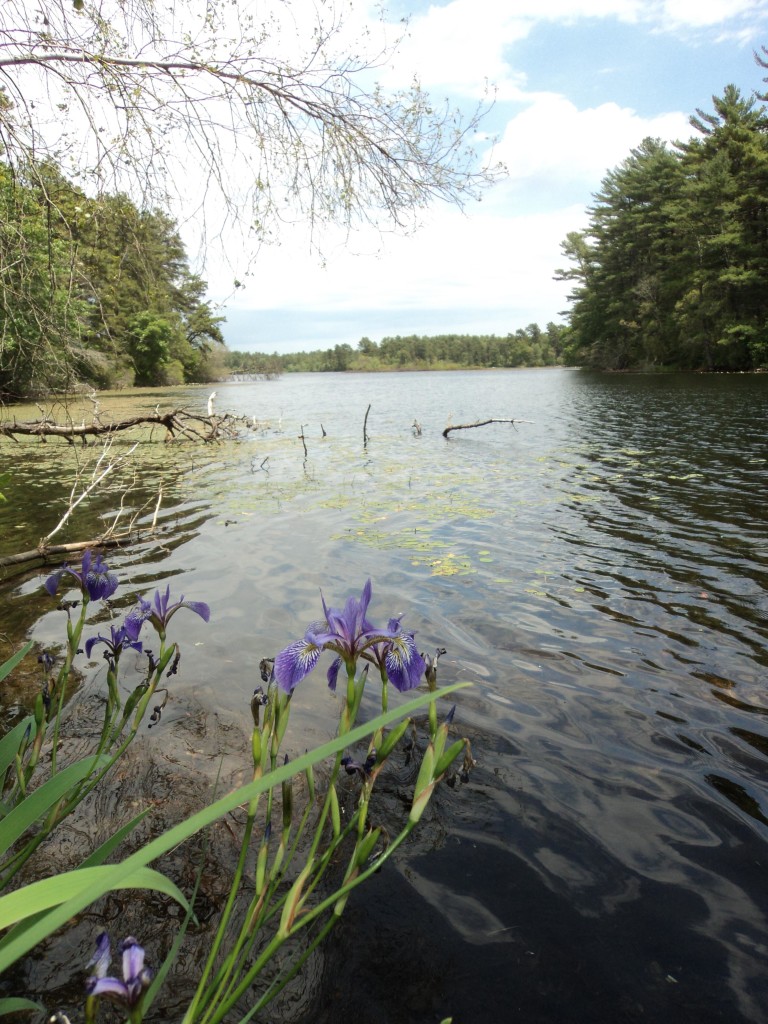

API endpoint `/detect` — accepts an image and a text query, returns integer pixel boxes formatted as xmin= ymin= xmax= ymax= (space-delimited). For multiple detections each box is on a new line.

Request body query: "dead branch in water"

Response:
xmin=45 ymin=439 xmax=140 ymax=542
xmin=0 ymin=432 xmax=167 ymax=573
xmin=442 ymin=417 xmax=532 ymax=439
xmin=0 ymin=409 xmax=250 ymax=444
xmin=0 ymin=536 xmax=130 ymax=570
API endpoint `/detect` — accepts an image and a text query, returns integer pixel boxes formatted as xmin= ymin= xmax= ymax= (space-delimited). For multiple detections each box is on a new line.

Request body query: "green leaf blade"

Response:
xmin=0 ymin=755 xmax=111 ymax=857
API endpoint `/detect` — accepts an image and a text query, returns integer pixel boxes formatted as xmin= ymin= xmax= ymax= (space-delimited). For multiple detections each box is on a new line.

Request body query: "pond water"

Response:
xmin=1 ymin=368 xmax=767 ymax=1023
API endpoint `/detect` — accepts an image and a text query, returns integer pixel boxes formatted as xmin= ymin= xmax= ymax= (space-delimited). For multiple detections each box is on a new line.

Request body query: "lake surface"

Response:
xmin=1 ymin=368 xmax=767 ymax=1023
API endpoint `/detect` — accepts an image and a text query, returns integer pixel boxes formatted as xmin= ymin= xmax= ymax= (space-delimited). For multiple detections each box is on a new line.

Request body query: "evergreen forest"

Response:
xmin=557 ymin=81 xmax=768 ymax=371
xmin=0 ymin=160 xmax=227 ymax=401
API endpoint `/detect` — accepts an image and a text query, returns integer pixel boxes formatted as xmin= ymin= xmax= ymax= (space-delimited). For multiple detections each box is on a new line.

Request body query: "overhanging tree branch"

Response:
xmin=0 ymin=1 xmax=501 ymax=245
xmin=0 ymin=1 xmax=502 ymax=401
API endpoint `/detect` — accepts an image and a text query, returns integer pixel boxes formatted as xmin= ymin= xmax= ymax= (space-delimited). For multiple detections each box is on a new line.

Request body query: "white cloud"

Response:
xmin=378 ymin=2 xmax=533 ymax=98
xmin=208 ymin=195 xmax=587 ymax=341
xmin=494 ymin=94 xmax=692 ymax=185
xmin=660 ymin=0 xmax=765 ymax=29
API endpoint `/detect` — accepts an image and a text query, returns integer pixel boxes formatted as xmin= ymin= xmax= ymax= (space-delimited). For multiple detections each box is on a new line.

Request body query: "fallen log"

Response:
xmin=0 ymin=409 xmax=249 ymax=444
xmin=0 ymin=535 xmax=130 ymax=570
xmin=442 ymin=417 xmax=532 ymax=438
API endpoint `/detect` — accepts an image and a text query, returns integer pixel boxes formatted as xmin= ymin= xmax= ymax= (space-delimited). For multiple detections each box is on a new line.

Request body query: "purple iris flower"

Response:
xmin=362 ymin=614 xmax=427 ymax=693
xmin=85 ymin=933 xmax=152 ymax=1007
xmin=132 ymin=585 xmax=210 ymax=637
xmin=274 ymin=579 xmax=425 ymax=694
xmin=84 ymin=623 xmax=144 ymax=662
xmin=44 ymin=550 xmax=118 ymax=602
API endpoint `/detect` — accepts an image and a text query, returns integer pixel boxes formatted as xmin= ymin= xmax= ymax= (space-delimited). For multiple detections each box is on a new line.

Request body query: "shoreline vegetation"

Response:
xmin=4 ymin=76 xmax=768 ymax=402
xmin=222 ymin=325 xmax=567 ymax=378
xmin=556 ymin=82 xmax=768 ymax=375
xmin=0 ymin=559 xmax=468 ymax=1023
xmin=5 ymin=82 xmax=768 ymax=404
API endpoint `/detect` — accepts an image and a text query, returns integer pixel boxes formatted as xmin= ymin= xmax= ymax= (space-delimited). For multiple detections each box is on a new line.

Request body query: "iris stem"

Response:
xmin=50 ymin=599 xmax=89 ymax=775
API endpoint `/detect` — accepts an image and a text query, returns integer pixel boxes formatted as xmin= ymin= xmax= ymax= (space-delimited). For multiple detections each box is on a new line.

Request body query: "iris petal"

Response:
xmin=274 ymin=638 xmax=321 ymax=692
xmin=124 ymin=600 xmax=151 ymax=640
xmin=181 ymin=599 xmax=210 ymax=622
xmin=154 ymin=585 xmax=171 ymax=618
xmin=359 ymin=578 xmax=373 ymax=620
xmin=87 ymin=977 xmax=131 ymax=1000
xmin=326 ymin=656 xmax=342 ymax=691
xmin=385 ymin=635 xmax=425 ymax=692
xmin=120 ymin=937 xmax=145 ymax=984
xmin=88 ymin=931 xmax=111 ymax=977
xmin=84 ymin=634 xmax=101 ymax=659
xmin=44 ymin=570 xmax=63 ymax=597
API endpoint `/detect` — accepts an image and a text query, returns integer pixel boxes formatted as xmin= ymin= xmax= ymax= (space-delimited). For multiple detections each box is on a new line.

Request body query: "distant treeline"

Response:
xmin=224 ymin=322 xmax=567 ymax=374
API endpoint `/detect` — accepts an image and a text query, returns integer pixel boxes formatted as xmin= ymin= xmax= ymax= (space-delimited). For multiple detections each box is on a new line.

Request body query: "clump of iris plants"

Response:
xmin=154 ymin=579 xmax=468 ymax=1024
xmin=2 ymin=578 xmax=468 ymax=1024
xmin=0 ymin=550 xmax=209 ymax=891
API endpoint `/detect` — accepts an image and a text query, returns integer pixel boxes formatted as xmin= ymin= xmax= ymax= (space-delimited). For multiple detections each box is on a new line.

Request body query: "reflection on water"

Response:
xmin=1 ymin=370 xmax=767 ymax=1022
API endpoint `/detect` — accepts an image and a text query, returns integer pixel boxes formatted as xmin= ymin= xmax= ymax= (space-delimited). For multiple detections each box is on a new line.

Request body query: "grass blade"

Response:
xmin=79 ymin=808 xmax=152 ymax=868
xmin=0 ymin=716 xmax=34 ymax=782
xmin=0 ymin=997 xmax=45 ymax=1015
xmin=0 ymin=641 xmax=33 ymax=685
xmin=0 ymin=755 xmax=111 ymax=857
xmin=0 ymin=865 xmax=189 ymax=930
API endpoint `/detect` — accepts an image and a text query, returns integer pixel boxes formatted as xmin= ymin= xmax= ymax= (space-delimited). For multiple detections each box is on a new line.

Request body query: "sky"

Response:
xmin=201 ymin=0 xmax=768 ymax=354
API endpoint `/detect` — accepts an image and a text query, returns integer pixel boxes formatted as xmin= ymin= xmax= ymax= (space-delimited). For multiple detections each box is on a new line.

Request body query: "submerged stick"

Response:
xmin=0 ymin=536 xmax=129 ymax=570
xmin=363 ymin=404 xmax=371 ymax=445
xmin=442 ymin=417 xmax=532 ymax=438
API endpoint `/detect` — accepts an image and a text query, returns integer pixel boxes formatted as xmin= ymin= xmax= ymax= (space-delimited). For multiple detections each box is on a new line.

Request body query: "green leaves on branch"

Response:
xmin=0 ymin=164 xmax=226 ymax=399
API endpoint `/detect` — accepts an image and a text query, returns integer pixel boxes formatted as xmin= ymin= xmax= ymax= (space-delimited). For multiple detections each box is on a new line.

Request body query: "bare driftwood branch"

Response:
xmin=442 ymin=418 xmax=532 ymax=439
xmin=46 ymin=441 xmax=139 ymax=542
xmin=0 ymin=536 xmax=130 ymax=570
xmin=1 ymin=424 xmax=176 ymax=573
xmin=0 ymin=409 xmax=250 ymax=443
